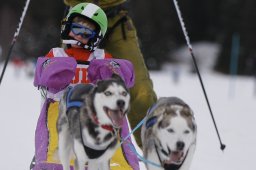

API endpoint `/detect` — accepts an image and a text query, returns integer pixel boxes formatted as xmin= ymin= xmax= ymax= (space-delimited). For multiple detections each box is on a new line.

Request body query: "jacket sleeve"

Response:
xmin=34 ymin=57 xmax=77 ymax=93
xmin=87 ymin=58 xmax=135 ymax=88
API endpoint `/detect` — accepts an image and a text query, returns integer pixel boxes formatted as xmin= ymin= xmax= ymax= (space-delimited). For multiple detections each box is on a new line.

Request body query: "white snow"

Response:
xmin=170 ymin=42 xmax=220 ymax=70
xmin=0 ymin=62 xmax=256 ymax=170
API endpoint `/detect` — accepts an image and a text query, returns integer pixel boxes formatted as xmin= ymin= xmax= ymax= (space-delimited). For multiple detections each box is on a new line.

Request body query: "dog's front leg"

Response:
xmin=98 ymin=160 xmax=110 ymax=170
xmin=87 ymin=161 xmax=100 ymax=170
xmin=88 ymin=160 xmax=110 ymax=170
xmin=58 ymin=128 xmax=72 ymax=170
xmin=73 ymin=139 xmax=87 ymax=170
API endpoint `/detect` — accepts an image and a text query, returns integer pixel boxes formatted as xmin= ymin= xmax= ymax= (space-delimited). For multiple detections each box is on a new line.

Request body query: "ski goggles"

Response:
xmin=70 ymin=23 xmax=96 ymax=39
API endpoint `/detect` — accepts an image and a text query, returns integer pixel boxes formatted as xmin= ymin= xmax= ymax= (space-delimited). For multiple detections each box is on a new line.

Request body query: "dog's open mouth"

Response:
xmin=104 ymin=107 xmax=125 ymax=128
xmin=163 ymin=151 xmax=184 ymax=165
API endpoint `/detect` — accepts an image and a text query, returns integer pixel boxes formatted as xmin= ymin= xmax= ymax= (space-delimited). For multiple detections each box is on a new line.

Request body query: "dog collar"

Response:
xmin=101 ymin=124 xmax=114 ymax=131
xmin=92 ymin=114 xmax=114 ymax=132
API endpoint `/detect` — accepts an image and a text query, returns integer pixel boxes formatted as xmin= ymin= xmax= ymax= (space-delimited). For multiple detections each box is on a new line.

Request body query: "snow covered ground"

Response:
xmin=0 ymin=63 xmax=256 ymax=170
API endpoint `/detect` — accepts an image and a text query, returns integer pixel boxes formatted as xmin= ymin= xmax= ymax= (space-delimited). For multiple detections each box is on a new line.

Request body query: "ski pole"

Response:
xmin=172 ymin=0 xmax=226 ymax=151
xmin=0 ymin=0 xmax=31 ymax=85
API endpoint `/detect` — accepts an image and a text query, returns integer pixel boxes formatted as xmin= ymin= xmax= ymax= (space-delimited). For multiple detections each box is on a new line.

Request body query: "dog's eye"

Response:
xmin=167 ymin=128 xmax=174 ymax=133
xmin=121 ymin=91 xmax=127 ymax=96
xmin=104 ymin=91 xmax=112 ymax=96
xmin=184 ymin=130 xmax=190 ymax=134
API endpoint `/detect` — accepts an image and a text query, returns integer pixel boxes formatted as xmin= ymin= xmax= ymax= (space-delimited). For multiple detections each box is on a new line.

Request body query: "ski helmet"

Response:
xmin=61 ymin=3 xmax=108 ymax=51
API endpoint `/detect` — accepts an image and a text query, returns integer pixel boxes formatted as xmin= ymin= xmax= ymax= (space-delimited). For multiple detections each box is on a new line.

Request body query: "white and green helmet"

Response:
xmin=61 ymin=3 xmax=108 ymax=51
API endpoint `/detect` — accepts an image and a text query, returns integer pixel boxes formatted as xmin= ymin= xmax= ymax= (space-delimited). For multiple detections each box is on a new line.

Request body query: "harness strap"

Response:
xmin=121 ymin=18 xmax=127 ymax=40
xmin=145 ymin=116 xmax=158 ymax=129
xmin=76 ymin=60 xmax=90 ymax=65
xmin=154 ymin=142 xmax=165 ymax=167
xmin=104 ymin=4 xmax=126 ymax=18
xmin=82 ymin=139 xmax=117 ymax=159
xmin=99 ymin=16 xmax=128 ymax=48
xmin=66 ymin=86 xmax=83 ymax=111
xmin=144 ymin=103 xmax=159 ymax=129
xmin=79 ymin=113 xmax=118 ymax=158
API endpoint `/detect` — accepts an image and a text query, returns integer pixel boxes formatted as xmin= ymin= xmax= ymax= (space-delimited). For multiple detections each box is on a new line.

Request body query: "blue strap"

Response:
xmin=67 ymin=101 xmax=83 ymax=109
xmin=127 ymin=143 xmax=162 ymax=168
xmin=120 ymin=104 xmax=158 ymax=145
xmin=119 ymin=117 xmax=146 ymax=145
xmin=118 ymin=103 xmax=162 ymax=168
xmin=66 ymin=86 xmax=83 ymax=110
xmin=118 ymin=117 xmax=162 ymax=168
xmin=145 ymin=116 xmax=158 ymax=129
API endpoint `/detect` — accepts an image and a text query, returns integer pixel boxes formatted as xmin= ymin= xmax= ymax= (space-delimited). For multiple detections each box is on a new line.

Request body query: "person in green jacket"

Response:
xmin=64 ymin=0 xmax=157 ymax=146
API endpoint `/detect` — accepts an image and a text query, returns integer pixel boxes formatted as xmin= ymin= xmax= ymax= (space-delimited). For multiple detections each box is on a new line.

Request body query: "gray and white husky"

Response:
xmin=57 ymin=75 xmax=130 ymax=170
xmin=141 ymin=97 xmax=197 ymax=170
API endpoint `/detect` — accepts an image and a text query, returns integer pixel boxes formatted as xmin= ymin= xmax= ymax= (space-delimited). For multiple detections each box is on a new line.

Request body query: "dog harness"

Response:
xmin=80 ymin=112 xmax=118 ymax=159
xmin=145 ymin=103 xmax=159 ymax=129
xmin=83 ymin=138 xmax=118 ymax=159
xmin=66 ymin=86 xmax=84 ymax=110
xmin=145 ymin=116 xmax=158 ymax=129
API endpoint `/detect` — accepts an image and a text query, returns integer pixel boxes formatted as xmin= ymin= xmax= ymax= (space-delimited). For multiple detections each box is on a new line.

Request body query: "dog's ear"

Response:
xmin=94 ymin=78 xmax=104 ymax=87
xmin=180 ymin=107 xmax=192 ymax=117
xmin=158 ymin=113 xmax=170 ymax=129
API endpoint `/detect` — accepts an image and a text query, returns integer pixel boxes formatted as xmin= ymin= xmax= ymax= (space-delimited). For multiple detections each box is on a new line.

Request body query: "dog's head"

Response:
xmin=90 ymin=75 xmax=130 ymax=128
xmin=143 ymin=97 xmax=197 ymax=167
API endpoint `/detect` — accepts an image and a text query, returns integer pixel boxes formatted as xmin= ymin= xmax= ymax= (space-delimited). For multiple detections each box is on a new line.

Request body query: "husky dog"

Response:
xmin=141 ymin=97 xmax=197 ymax=170
xmin=57 ymin=75 xmax=130 ymax=170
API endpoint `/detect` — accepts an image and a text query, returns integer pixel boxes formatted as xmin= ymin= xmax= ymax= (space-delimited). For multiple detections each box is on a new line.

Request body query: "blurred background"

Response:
xmin=1 ymin=0 xmax=256 ymax=75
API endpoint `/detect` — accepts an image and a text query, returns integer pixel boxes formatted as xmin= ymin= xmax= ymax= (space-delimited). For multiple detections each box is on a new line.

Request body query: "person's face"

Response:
xmin=69 ymin=16 xmax=96 ymax=48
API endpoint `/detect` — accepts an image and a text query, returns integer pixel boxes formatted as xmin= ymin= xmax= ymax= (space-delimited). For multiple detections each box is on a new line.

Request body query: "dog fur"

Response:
xmin=141 ymin=97 xmax=197 ymax=170
xmin=57 ymin=75 xmax=130 ymax=170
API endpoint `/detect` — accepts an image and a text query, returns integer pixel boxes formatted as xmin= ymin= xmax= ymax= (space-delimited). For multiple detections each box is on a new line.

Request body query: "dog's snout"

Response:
xmin=176 ymin=141 xmax=185 ymax=150
xmin=117 ymin=100 xmax=125 ymax=108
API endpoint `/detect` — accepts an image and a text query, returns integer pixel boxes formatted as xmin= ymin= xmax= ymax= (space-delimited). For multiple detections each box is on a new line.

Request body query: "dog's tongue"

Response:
xmin=108 ymin=110 xmax=124 ymax=128
xmin=164 ymin=151 xmax=183 ymax=165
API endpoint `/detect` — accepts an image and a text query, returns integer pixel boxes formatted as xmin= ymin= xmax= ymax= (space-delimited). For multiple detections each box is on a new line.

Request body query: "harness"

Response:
xmin=83 ymin=137 xmax=118 ymax=159
xmin=99 ymin=4 xmax=128 ymax=48
xmin=66 ymin=86 xmax=83 ymax=110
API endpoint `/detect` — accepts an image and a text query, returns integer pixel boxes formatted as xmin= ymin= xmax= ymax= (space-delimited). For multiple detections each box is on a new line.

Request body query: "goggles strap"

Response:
xmin=62 ymin=39 xmax=94 ymax=51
